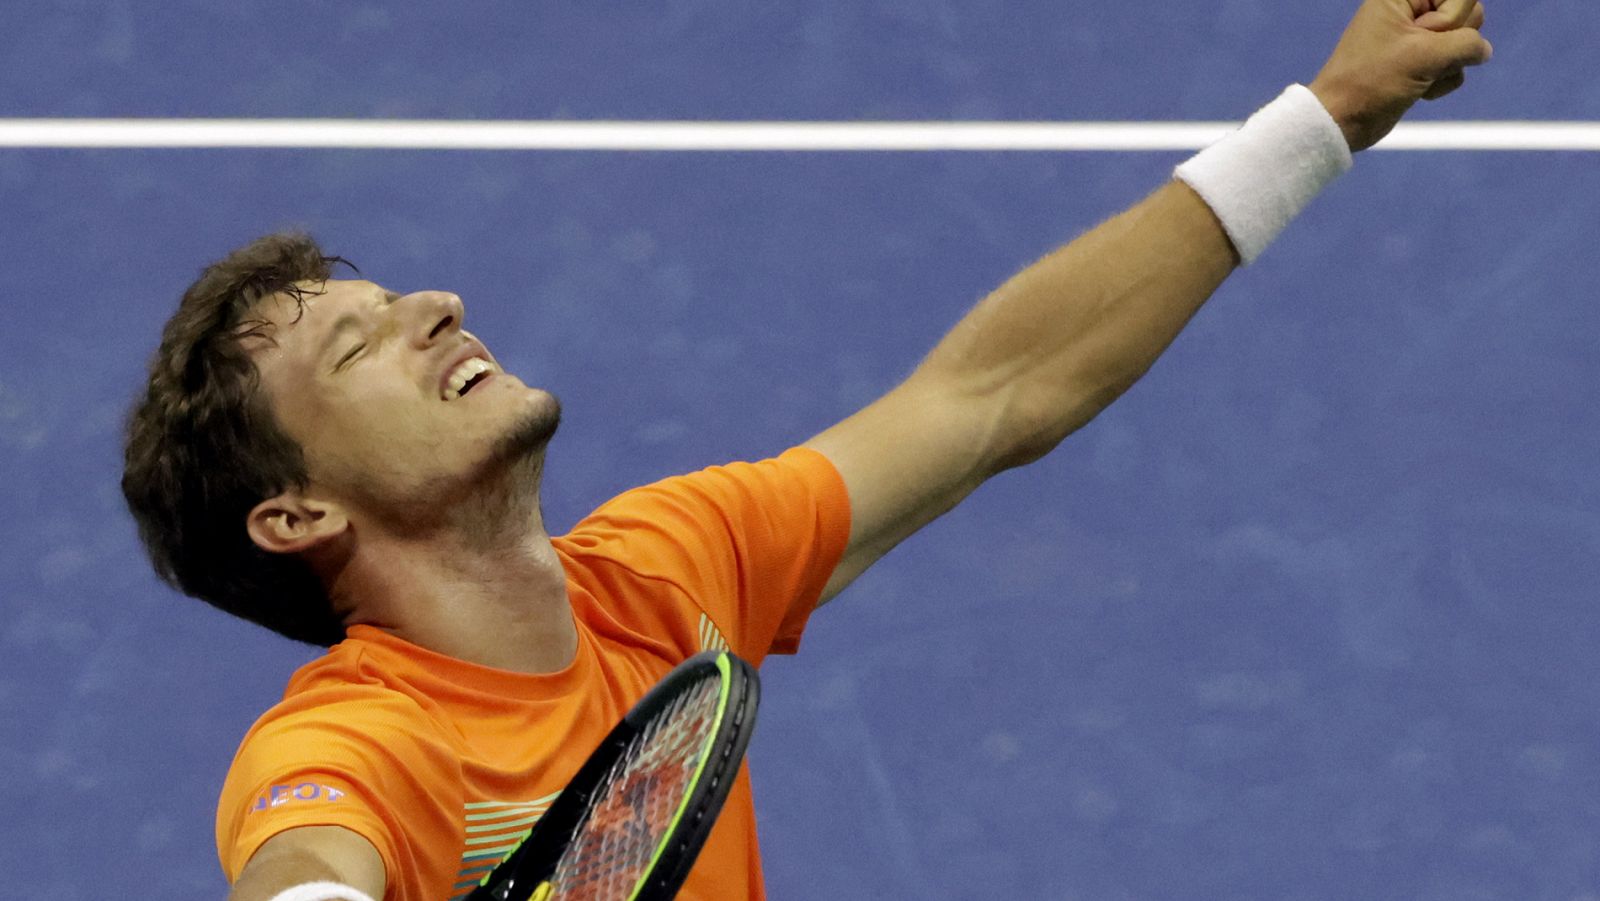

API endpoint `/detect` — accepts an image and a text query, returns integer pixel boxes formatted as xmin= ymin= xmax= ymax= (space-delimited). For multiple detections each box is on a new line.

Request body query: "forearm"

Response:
xmin=914 ymin=179 xmax=1237 ymax=469
xmin=905 ymin=0 xmax=1497 ymax=474
xmin=803 ymin=2 xmax=1491 ymax=602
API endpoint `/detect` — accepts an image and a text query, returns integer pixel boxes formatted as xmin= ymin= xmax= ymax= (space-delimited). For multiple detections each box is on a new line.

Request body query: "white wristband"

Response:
xmin=1174 ymin=84 xmax=1353 ymax=265
xmin=267 ymin=882 xmax=378 ymax=901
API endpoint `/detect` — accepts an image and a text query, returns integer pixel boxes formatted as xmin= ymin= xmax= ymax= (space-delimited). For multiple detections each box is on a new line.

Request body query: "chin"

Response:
xmin=492 ymin=391 xmax=562 ymax=463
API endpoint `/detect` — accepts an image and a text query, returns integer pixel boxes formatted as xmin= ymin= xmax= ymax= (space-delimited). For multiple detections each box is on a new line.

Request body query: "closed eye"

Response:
xmin=336 ymin=342 xmax=367 ymax=370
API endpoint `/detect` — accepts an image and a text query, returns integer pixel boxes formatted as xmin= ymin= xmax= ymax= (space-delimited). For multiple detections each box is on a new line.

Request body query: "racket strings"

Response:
xmin=546 ymin=673 xmax=722 ymax=900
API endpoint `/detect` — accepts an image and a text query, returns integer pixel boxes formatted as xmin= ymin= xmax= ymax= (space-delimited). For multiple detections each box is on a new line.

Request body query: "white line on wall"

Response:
xmin=0 ymin=119 xmax=1597 ymax=151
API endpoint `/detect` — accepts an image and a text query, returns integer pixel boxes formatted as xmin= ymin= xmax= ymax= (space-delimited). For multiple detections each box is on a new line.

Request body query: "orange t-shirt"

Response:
xmin=215 ymin=448 xmax=851 ymax=900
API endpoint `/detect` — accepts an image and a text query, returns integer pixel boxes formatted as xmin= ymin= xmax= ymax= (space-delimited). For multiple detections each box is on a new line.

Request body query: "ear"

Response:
xmin=247 ymin=492 xmax=350 ymax=555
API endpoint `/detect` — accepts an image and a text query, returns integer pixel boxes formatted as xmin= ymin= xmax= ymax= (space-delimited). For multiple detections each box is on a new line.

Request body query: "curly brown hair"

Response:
xmin=122 ymin=232 xmax=352 ymax=646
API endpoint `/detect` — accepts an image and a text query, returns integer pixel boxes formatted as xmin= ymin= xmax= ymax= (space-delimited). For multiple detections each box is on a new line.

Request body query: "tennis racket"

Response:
xmin=466 ymin=650 xmax=760 ymax=901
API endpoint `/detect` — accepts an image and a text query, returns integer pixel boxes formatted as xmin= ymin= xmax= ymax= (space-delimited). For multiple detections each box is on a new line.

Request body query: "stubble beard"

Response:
xmin=489 ymin=393 xmax=562 ymax=474
xmin=337 ymin=394 xmax=563 ymax=548
xmin=457 ymin=393 xmax=563 ymax=548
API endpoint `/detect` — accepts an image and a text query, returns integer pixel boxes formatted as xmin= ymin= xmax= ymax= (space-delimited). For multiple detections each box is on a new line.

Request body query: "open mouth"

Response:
xmin=442 ymin=356 xmax=498 ymax=401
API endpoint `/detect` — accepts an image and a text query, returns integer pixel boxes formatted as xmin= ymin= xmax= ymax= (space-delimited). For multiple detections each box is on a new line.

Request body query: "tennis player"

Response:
xmin=121 ymin=2 xmax=1491 ymax=899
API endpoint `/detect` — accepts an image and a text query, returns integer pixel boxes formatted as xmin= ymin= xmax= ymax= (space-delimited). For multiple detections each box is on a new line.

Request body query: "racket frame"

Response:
xmin=469 ymin=650 xmax=760 ymax=901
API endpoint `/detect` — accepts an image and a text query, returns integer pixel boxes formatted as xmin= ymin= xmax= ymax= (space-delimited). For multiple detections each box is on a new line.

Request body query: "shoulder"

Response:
xmin=256 ymin=644 xmax=449 ymax=746
xmin=554 ymin=449 xmax=852 ymax=661
xmin=564 ymin=448 xmax=847 ymax=544
xmin=247 ymin=683 xmax=441 ymax=747
xmin=223 ymin=660 xmax=459 ymax=803
xmin=224 ymin=693 xmax=453 ymax=807
xmin=215 ymin=681 xmax=465 ymax=892
xmin=216 ymin=674 xmax=464 ymax=874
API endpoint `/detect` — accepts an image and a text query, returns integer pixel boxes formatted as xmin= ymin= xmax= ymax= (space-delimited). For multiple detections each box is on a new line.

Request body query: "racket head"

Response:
xmin=469 ymin=650 xmax=760 ymax=901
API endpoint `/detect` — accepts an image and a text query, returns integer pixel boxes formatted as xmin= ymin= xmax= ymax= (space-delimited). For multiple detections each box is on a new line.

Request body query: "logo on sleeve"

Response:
xmin=250 ymin=782 xmax=348 ymax=812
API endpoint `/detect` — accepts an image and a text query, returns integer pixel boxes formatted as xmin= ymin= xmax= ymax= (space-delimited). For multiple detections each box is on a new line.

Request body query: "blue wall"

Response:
xmin=2 ymin=2 xmax=1597 ymax=898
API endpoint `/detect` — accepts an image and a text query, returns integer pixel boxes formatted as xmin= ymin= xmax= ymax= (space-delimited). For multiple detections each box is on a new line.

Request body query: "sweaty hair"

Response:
xmin=122 ymin=232 xmax=351 ymax=646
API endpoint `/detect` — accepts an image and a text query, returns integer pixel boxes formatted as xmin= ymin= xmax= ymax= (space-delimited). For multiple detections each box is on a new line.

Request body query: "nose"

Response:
xmin=398 ymin=290 xmax=464 ymax=348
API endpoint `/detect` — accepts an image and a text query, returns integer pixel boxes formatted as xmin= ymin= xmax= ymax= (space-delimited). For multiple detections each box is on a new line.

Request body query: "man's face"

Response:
xmin=248 ymin=278 xmax=560 ymax=524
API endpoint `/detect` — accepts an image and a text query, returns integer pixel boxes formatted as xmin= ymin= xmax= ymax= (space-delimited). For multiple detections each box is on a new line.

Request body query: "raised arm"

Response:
xmin=805 ymin=0 xmax=1491 ymax=601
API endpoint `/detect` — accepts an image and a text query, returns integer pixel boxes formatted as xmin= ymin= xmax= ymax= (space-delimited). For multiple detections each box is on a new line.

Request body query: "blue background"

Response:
xmin=2 ymin=2 xmax=1598 ymax=899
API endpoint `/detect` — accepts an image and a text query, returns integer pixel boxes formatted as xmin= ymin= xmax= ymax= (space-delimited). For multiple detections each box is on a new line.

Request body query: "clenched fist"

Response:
xmin=1310 ymin=0 xmax=1493 ymax=152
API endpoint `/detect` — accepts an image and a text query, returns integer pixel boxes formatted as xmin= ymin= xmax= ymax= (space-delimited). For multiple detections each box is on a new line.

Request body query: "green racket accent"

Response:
xmin=543 ymin=667 xmax=724 ymax=896
xmin=617 ymin=652 xmax=734 ymax=900
xmin=466 ymin=651 xmax=759 ymax=901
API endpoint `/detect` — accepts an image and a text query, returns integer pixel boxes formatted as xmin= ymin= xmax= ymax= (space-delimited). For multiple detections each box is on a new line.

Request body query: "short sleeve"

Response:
xmin=560 ymin=447 xmax=851 ymax=663
xmin=215 ymin=689 xmax=465 ymax=901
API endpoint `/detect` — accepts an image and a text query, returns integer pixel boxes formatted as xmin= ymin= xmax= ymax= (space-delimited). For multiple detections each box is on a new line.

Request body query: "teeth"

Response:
xmin=442 ymin=357 xmax=497 ymax=400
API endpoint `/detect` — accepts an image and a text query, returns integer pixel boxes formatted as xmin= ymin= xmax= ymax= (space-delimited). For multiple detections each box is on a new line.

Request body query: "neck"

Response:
xmin=328 ymin=494 xmax=577 ymax=675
